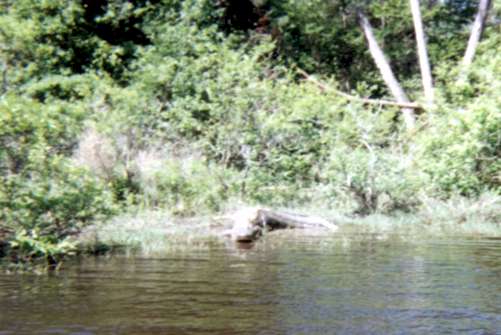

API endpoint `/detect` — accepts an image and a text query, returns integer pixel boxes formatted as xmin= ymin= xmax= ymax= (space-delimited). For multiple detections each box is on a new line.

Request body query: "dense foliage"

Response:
xmin=0 ymin=0 xmax=499 ymax=262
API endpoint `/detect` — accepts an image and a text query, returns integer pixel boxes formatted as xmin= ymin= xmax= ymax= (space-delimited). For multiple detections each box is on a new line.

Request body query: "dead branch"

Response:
xmin=297 ymin=68 xmax=422 ymax=110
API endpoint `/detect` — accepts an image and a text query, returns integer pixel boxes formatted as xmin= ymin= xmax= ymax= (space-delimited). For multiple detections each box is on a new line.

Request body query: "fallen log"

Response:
xmin=227 ymin=207 xmax=338 ymax=243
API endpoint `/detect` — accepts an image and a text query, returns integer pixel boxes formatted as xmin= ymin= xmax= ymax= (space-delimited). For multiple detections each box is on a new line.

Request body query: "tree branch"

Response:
xmin=297 ymin=68 xmax=422 ymax=110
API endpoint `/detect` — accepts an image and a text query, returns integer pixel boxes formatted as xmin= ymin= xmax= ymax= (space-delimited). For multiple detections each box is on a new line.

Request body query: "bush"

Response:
xmin=0 ymin=159 xmax=115 ymax=238
xmin=136 ymin=153 xmax=235 ymax=216
xmin=0 ymin=0 xmax=159 ymax=87
xmin=0 ymin=97 xmax=115 ymax=240
xmin=416 ymin=36 xmax=501 ymax=196
xmin=8 ymin=229 xmax=77 ymax=266
xmin=322 ymin=146 xmax=420 ymax=214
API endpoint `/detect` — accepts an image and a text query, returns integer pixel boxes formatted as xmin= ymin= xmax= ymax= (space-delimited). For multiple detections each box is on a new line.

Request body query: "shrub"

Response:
xmin=0 ymin=0 xmax=158 ymax=87
xmin=416 ymin=35 xmax=501 ymax=196
xmin=0 ymin=97 xmax=115 ymax=240
xmin=136 ymin=155 xmax=235 ymax=216
xmin=321 ymin=145 xmax=421 ymax=214
xmin=8 ymin=229 xmax=77 ymax=266
xmin=0 ymin=158 xmax=115 ymax=238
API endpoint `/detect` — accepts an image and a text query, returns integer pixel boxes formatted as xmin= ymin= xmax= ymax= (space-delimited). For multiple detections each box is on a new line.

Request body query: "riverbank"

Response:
xmin=1 ymin=194 xmax=499 ymax=265
xmin=79 ymin=194 xmax=501 ymax=256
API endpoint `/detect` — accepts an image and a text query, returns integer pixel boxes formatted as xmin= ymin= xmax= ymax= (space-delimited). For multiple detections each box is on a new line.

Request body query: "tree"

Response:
xmin=462 ymin=0 xmax=492 ymax=69
xmin=410 ymin=0 xmax=434 ymax=105
xmin=358 ymin=11 xmax=416 ymax=129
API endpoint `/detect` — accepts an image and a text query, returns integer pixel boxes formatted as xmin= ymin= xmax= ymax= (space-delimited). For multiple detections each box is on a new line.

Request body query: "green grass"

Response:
xmin=78 ymin=210 xmax=227 ymax=257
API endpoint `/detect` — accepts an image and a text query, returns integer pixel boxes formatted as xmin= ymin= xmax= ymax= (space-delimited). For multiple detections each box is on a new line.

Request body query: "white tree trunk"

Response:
xmin=410 ymin=0 xmax=434 ymax=105
xmin=358 ymin=11 xmax=415 ymax=129
xmin=462 ymin=0 xmax=492 ymax=69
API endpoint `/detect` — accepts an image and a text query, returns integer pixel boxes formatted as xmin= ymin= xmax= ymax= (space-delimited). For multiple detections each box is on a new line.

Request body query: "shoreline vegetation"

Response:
xmin=1 ymin=1 xmax=500 ymax=269
xmin=82 ymin=194 xmax=501 ymax=252
xmin=3 ymin=194 xmax=500 ymax=264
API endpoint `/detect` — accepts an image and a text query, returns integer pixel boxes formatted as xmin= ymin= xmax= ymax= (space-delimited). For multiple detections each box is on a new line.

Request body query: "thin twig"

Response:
xmin=297 ymin=68 xmax=422 ymax=110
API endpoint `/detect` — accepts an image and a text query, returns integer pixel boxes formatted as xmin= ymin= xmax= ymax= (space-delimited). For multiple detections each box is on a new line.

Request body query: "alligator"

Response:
xmin=225 ymin=207 xmax=338 ymax=242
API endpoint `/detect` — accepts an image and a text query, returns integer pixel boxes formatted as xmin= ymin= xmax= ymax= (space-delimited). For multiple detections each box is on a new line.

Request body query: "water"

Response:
xmin=1 ymin=235 xmax=500 ymax=334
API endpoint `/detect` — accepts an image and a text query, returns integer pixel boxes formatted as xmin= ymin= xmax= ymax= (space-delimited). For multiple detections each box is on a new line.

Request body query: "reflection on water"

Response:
xmin=1 ymin=236 xmax=500 ymax=334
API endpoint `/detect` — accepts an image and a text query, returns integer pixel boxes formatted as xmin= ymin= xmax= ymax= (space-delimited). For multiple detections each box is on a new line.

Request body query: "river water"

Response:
xmin=1 ymin=234 xmax=500 ymax=334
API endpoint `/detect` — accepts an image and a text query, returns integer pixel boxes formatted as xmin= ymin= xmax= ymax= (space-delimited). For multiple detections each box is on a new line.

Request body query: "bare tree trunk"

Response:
xmin=410 ymin=0 xmax=434 ymax=105
xmin=358 ymin=11 xmax=415 ymax=129
xmin=462 ymin=0 xmax=492 ymax=69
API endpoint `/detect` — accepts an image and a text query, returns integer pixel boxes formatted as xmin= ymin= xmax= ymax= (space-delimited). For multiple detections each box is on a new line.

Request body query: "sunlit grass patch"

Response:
xmin=416 ymin=193 xmax=501 ymax=237
xmin=333 ymin=193 xmax=501 ymax=239
xmin=80 ymin=210 xmax=227 ymax=257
